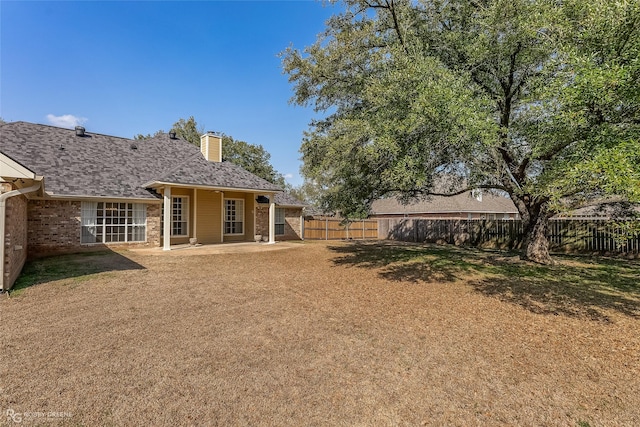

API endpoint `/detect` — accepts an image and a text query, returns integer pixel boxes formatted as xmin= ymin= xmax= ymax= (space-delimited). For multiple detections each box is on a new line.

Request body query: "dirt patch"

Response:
xmin=1 ymin=241 xmax=638 ymax=426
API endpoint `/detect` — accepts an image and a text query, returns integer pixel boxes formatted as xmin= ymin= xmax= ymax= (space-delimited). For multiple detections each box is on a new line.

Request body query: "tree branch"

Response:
xmin=535 ymin=140 xmax=575 ymax=162
xmin=363 ymin=0 xmax=408 ymax=53
xmin=387 ymin=184 xmax=509 ymax=198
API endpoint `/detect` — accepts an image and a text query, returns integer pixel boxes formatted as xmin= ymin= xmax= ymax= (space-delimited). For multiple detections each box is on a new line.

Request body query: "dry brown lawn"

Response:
xmin=1 ymin=241 xmax=639 ymax=426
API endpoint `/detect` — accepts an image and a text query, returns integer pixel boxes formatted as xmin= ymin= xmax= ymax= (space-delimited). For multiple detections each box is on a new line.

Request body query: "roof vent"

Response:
xmin=75 ymin=126 xmax=86 ymax=137
xmin=169 ymin=131 xmax=177 ymax=139
xmin=130 ymin=143 xmax=138 ymax=150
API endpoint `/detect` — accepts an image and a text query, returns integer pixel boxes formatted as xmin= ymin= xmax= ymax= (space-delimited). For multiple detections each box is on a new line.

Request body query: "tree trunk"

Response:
xmin=522 ymin=209 xmax=555 ymax=265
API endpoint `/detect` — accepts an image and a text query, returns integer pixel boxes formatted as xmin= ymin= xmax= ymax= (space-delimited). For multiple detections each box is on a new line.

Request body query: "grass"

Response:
xmin=10 ymin=251 xmax=145 ymax=295
xmin=1 ymin=241 xmax=639 ymax=426
xmin=329 ymin=241 xmax=640 ymax=321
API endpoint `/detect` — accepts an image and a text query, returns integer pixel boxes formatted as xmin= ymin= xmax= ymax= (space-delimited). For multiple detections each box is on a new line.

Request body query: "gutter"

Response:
xmin=0 ymin=181 xmax=42 ymax=291
xmin=143 ymin=181 xmax=282 ymax=194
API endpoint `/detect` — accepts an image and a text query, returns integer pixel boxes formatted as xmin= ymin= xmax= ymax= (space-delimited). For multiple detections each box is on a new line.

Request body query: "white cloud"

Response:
xmin=46 ymin=114 xmax=88 ymax=129
xmin=284 ymin=173 xmax=294 ymax=180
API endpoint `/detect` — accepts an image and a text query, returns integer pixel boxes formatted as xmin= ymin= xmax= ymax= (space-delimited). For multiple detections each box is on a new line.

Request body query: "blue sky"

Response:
xmin=1 ymin=1 xmax=338 ymax=186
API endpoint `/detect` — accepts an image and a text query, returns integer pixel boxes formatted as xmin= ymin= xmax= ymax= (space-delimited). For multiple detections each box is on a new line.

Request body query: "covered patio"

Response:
xmin=152 ymin=184 xmax=279 ymax=251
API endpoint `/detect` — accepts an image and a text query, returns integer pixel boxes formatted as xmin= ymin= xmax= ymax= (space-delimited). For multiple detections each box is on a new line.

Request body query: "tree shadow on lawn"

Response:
xmin=329 ymin=241 xmax=640 ymax=322
xmin=11 ymin=250 xmax=145 ymax=294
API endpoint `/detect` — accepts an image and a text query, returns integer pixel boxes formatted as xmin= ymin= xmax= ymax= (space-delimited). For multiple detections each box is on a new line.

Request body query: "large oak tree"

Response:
xmin=283 ymin=0 xmax=640 ymax=264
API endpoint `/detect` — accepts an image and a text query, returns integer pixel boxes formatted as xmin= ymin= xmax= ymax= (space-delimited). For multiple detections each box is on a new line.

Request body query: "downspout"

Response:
xmin=0 ymin=181 xmax=42 ymax=291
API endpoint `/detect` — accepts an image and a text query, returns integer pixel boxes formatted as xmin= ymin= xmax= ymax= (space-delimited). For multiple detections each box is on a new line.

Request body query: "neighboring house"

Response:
xmin=0 ymin=121 xmax=304 ymax=291
xmin=555 ymin=202 xmax=640 ymax=220
xmin=369 ymin=190 xmax=519 ymax=220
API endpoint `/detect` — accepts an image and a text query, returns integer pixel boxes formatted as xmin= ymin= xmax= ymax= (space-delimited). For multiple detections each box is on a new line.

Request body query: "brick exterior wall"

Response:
xmin=255 ymin=206 xmax=269 ymax=238
xmin=27 ymin=199 xmax=161 ymax=258
xmin=255 ymin=206 xmax=303 ymax=240
xmin=27 ymin=200 xmax=82 ymax=257
xmin=282 ymin=208 xmax=303 ymax=240
xmin=3 ymin=193 xmax=28 ymax=290
xmin=146 ymin=204 xmax=161 ymax=247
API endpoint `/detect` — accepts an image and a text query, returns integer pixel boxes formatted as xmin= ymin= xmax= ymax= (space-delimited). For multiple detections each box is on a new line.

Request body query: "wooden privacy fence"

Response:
xmin=304 ymin=218 xmax=378 ymax=240
xmin=378 ymin=218 xmax=640 ymax=255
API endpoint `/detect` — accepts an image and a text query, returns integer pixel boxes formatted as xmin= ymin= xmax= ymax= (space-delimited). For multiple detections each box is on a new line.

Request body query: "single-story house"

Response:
xmin=555 ymin=202 xmax=640 ymax=220
xmin=369 ymin=190 xmax=519 ymax=220
xmin=0 ymin=121 xmax=304 ymax=291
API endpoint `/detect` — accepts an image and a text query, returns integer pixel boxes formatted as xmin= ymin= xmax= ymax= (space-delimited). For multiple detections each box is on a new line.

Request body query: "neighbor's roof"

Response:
xmin=560 ymin=202 xmax=640 ymax=219
xmin=370 ymin=191 xmax=518 ymax=216
xmin=0 ymin=121 xmax=281 ymax=199
xmin=274 ymin=192 xmax=306 ymax=207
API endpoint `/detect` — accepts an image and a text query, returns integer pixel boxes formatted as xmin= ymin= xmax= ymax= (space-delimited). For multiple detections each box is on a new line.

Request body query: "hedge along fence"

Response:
xmin=304 ymin=218 xmax=379 ymax=240
xmin=378 ymin=218 xmax=640 ymax=256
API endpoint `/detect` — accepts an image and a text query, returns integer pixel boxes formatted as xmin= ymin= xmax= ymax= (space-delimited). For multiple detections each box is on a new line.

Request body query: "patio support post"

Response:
xmin=268 ymin=198 xmax=276 ymax=244
xmin=193 ymin=189 xmax=197 ymax=241
xmin=163 ymin=186 xmax=171 ymax=250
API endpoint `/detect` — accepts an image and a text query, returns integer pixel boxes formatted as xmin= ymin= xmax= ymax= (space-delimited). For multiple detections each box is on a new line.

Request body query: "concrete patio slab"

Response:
xmin=130 ymin=241 xmax=303 ymax=256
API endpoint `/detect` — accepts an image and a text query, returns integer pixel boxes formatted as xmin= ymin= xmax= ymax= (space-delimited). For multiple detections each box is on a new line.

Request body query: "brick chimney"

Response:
xmin=200 ymin=132 xmax=222 ymax=162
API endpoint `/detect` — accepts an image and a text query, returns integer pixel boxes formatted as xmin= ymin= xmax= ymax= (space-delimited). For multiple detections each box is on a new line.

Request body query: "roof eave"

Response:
xmin=0 ymin=152 xmax=40 ymax=180
xmin=144 ymin=181 xmax=281 ymax=194
xmin=35 ymin=193 xmax=162 ymax=203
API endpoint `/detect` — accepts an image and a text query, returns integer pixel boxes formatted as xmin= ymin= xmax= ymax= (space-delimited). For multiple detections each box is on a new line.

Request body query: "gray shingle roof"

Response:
xmin=0 ymin=121 xmax=281 ymax=199
xmin=147 ymin=153 xmax=282 ymax=192
xmin=370 ymin=192 xmax=518 ymax=216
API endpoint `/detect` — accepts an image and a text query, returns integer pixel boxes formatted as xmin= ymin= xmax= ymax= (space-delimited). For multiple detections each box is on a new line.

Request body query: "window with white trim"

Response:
xmin=160 ymin=196 xmax=189 ymax=236
xmin=275 ymin=208 xmax=285 ymax=235
xmin=224 ymin=199 xmax=244 ymax=235
xmin=172 ymin=196 xmax=188 ymax=236
xmin=81 ymin=202 xmax=146 ymax=243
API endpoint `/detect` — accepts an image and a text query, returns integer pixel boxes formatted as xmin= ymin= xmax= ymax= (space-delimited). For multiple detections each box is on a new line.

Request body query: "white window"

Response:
xmin=160 ymin=196 xmax=189 ymax=237
xmin=224 ymin=199 xmax=244 ymax=235
xmin=81 ymin=202 xmax=146 ymax=244
xmin=275 ymin=208 xmax=285 ymax=235
xmin=171 ymin=196 xmax=189 ymax=236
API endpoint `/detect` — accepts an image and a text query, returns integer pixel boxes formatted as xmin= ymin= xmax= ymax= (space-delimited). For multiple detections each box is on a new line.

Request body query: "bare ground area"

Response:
xmin=1 ymin=241 xmax=639 ymax=426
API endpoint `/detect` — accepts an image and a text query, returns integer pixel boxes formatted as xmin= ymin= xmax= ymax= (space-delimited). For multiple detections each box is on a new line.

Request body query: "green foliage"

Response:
xmin=134 ymin=116 xmax=203 ymax=145
xmin=283 ymin=0 xmax=640 ymax=219
xmin=221 ymin=133 xmax=288 ymax=188
xmin=134 ymin=130 xmax=164 ymax=140
xmin=135 ymin=116 xmax=289 ymax=188
xmin=289 ymin=179 xmax=326 ymax=207
xmin=171 ymin=116 xmax=204 ymax=146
